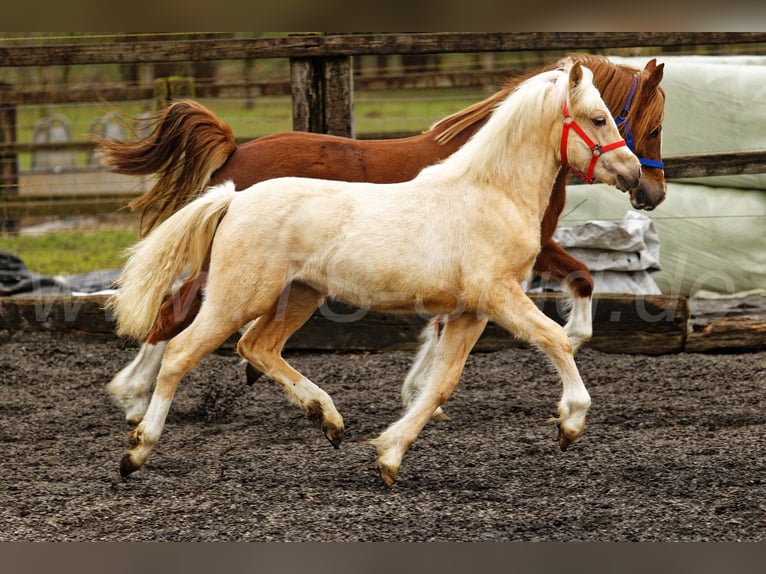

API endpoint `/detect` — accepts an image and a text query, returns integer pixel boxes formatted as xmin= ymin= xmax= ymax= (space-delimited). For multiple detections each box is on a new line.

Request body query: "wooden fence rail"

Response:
xmin=2 ymin=292 xmax=764 ymax=355
xmin=2 ymin=32 xmax=766 ymax=67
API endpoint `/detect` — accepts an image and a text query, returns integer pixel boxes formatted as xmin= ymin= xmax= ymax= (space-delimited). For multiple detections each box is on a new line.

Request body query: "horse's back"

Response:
xmin=212 ymin=131 xmax=443 ymax=188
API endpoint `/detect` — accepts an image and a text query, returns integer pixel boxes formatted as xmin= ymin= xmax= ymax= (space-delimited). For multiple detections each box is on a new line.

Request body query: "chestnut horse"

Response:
xmin=98 ymin=55 xmax=665 ymax=425
xmin=109 ymin=61 xmax=641 ymax=483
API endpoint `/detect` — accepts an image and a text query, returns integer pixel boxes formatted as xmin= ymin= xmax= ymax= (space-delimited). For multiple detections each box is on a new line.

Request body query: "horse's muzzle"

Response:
xmin=616 ymin=170 xmax=641 ymax=194
xmin=630 ymin=178 xmax=666 ymax=211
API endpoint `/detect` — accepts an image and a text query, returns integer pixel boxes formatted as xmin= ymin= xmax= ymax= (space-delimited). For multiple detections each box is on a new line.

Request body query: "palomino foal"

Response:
xmin=109 ymin=61 xmax=640 ymax=485
xmin=103 ymin=56 xmax=665 ymax=428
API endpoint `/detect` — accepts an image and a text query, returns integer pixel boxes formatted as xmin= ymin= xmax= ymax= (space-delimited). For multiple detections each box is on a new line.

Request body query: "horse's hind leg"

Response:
xmin=401 ymin=312 xmax=488 ymax=422
xmin=487 ymin=281 xmax=591 ymax=451
xmin=119 ymin=309 xmax=246 ymax=477
xmin=107 ymin=274 xmax=206 ymax=423
xmin=371 ymin=313 xmax=487 ymax=485
xmin=400 ymin=316 xmax=450 ymax=421
xmin=236 ymin=283 xmax=344 ymax=448
xmin=107 ymin=341 xmax=166 ymax=424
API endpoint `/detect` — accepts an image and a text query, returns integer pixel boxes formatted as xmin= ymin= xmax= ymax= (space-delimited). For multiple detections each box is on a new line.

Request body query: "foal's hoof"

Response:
xmin=558 ymin=429 xmax=572 ymax=452
xmin=244 ymin=363 xmax=262 ymax=385
xmin=119 ymin=454 xmax=141 ymax=478
xmin=323 ymin=423 xmax=344 ymax=449
xmin=556 ymin=422 xmax=580 ymax=452
xmin=378 ymin=463 xmax=398 ymax=487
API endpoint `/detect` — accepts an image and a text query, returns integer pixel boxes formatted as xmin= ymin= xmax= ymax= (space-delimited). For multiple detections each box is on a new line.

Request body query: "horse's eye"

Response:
xmin=649 ymin=126 xmax=662 ymax=139
xmin=592 ymin=117 xmax=607 ymax=127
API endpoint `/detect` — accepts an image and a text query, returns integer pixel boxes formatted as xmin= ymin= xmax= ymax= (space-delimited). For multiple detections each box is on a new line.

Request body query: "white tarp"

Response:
xmin=560 ymin=182 xmax=766 ymax=297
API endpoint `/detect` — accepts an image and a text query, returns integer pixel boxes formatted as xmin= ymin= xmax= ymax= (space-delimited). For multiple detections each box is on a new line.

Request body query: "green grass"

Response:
xmin=0 ymin=229 xmax=139 ymax=276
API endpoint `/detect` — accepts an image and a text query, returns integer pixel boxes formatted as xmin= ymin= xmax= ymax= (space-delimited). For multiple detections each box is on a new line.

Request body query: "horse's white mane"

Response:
xmin=426 ymin=64 xmax=588 ymax=186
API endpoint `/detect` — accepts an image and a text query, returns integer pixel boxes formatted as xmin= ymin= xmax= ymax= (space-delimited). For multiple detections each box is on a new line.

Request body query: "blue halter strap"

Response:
xmin=615 ymin=75 xmax=665 ymax=170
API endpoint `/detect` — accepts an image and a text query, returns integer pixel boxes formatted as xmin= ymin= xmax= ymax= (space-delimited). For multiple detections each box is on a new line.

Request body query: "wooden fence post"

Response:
xmin=152 ymin=76 xmax=195 ymax=110
xmin=0 ymin=83 xmax=18 ymax=233
xmin=290 ymin=45 xmax=354 ymax=138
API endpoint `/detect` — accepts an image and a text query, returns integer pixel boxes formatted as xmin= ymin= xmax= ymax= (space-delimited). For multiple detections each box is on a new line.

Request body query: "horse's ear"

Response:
xmin=569 ymin=61 xmax=584 ymax=90
xmin=557 ymin=55 xmax=575 ymax=68
xmin=642 ymin=59 xmax=664 ymax=92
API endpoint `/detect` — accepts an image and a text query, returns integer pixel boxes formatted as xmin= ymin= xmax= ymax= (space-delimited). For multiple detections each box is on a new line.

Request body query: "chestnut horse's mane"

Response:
xmin=429 ymin=54 xmax=664 ymax=150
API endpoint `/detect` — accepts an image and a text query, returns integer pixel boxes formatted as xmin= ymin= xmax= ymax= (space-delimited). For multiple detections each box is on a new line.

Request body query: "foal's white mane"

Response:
xmin=426 ymin=64 xmax=596 ymax=187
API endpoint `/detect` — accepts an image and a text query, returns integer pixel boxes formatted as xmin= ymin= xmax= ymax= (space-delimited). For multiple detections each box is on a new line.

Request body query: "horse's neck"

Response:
xmin=435 ymin=113 xmax=561 ymax=223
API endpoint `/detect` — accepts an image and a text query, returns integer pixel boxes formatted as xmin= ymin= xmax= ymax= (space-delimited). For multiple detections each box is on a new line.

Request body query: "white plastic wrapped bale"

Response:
xmin=559 ymin=182 xmax=766 ymax=297
xmin=531 ymin=212 xmax=662 ymax=295
xmin=556 ymin=211 xmax=661 ymax=294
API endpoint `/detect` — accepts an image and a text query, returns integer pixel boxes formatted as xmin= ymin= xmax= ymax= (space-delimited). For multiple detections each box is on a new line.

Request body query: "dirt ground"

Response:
xmin=1 ymin=329 xmax=764 ymax=542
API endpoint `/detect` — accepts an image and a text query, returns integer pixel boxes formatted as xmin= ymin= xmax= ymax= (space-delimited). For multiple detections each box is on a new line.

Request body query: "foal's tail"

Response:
xmin=107 ymin=181 xmax=238 ymax=341
xmin=92 ymin=99 xmax=237 ymax=234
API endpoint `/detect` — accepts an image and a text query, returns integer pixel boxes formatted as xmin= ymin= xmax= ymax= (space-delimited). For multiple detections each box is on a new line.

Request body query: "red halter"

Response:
xmin=561 ymin=100 xmax=628 ymax=184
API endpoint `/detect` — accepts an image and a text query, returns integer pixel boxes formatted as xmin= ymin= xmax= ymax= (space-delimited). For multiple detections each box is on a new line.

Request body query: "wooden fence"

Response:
xmin=2 ymin=32 xmax=766 ymax=219
xmin=1 ymin=33 xmax=765 ymax=353
xmin=2 ymin=291 xmax=764 ymax=354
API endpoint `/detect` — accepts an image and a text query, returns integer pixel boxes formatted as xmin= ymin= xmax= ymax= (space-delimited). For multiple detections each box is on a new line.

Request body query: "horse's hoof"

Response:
xmin=556 ymin=422 xmax=577 ymax=452
xmin=378 ymin=464 xmax=398 ymax=487
xmin=244 ymin=363 xmax=262 ymax=385
xmin=119 ymin=454 xmax=140 ymax=478
xmin=430 ymin=408 xmax=450 ymax=422
xmin=323 ymin=423 xmax=344 ymax=449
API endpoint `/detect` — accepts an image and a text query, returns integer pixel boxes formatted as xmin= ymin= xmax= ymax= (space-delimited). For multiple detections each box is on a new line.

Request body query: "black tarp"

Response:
xmin=0 ymin=251 xmax=119 ymax=296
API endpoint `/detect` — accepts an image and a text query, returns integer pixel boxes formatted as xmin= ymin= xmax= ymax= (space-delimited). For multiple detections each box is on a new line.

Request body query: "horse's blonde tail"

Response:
xmin=107 ymin=181 xmax=237 ymax=341
xmin=91 ymin=99 xmax=237 ymax=235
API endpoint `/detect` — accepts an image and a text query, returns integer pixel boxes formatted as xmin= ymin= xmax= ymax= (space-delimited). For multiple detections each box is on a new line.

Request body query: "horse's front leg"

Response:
xmin=487 ymin=281 xmax=591 ymax=451
xmin=533 ymin=239 xmax=594 ymax=353
xmin=372 ymin=313 xmax=487 ymax=486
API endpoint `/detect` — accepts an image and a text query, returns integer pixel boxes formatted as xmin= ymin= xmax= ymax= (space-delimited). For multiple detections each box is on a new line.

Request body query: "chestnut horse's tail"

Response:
xmin=93 ymin=99 xmax=237 ymax=234
xmin=107 ymin=181 xmax=237 ymax=341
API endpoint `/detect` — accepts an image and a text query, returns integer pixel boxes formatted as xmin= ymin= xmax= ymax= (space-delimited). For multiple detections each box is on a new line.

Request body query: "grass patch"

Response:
xmin=0 ymin=229 xmax=138 ymax=275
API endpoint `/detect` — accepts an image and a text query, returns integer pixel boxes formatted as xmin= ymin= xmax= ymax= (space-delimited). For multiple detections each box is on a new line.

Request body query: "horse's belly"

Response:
xmin=299 ymin=261 xmax=464 ymax=315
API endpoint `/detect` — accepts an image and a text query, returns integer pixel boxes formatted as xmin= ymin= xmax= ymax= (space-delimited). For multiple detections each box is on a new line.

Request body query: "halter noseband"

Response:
xmin=561 ymin=100 xmax=628 ymax=184
xmin=614 ymin=75 xmax=665 ymax=170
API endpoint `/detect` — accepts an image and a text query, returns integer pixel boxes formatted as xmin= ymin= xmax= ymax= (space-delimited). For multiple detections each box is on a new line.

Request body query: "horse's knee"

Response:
xmin=534 ymin=325 xmax=574 ymax=360
xmin=565 ymin=269 xmax=594 ymax=299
